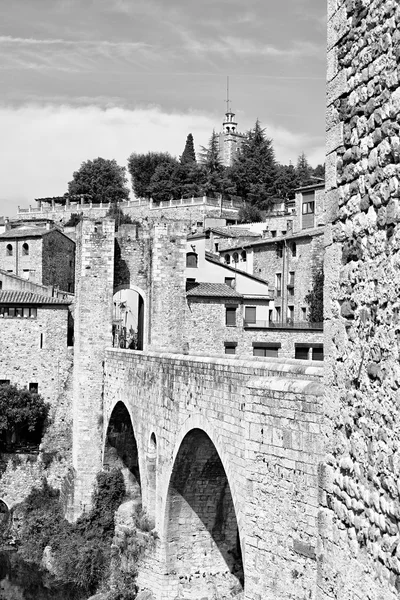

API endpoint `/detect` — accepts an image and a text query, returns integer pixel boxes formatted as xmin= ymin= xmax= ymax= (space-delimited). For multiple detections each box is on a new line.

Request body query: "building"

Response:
xmin=0 ymin=221 xmax=75 ymax=293
xmin=217 ymin=108 xmax=245 ymax=167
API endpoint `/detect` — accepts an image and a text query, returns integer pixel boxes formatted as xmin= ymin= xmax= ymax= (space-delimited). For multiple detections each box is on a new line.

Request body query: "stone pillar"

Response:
xmin=149 ymin=222 xmax=187 ymax=353
xmin=321 ymin=1 xmax=400 ymax=598
xmin=70 ymin=218 xmax=115 ymax=519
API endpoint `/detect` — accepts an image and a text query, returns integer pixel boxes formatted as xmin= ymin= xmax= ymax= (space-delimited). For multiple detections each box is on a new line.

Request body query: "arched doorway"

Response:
xmin=112 ymin=287 xmax=145 ymax=351
xmin=165 ymin=429 xmax=244 ymax=598
xmin=103 ymin=402 xmax=141 ymax=500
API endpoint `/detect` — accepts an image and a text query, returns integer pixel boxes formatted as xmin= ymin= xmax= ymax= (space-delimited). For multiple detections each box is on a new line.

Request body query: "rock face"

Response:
xmin=323 ymin=1 xmax=400 ymax=598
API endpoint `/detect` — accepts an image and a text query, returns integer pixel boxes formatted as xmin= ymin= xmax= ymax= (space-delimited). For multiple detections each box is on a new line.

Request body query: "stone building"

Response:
xmin=217 ymin=108 xmax=245 ymax=167
xmin=0 ymin=221 xmax=75 ymax=292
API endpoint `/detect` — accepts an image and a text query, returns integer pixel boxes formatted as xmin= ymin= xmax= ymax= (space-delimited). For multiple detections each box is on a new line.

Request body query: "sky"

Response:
xmin=0 ymin=0 xmax=327 ymax=216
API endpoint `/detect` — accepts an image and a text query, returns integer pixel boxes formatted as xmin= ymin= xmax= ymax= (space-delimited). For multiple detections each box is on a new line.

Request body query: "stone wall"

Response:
xmin=0 ymin=236 xmax=43 ymax=282
xmin=0 ymin=305 xmax=72 ymax=401
xmin=42 ymin=230 xmax=75 ymax=292
xmin=322 ymin=1 xmax=400 ymax=598
xmin=185 ymin=298 xmax=323 ymax=359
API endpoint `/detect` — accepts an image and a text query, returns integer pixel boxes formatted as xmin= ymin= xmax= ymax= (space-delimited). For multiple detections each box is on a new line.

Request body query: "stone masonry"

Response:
xmin=322 ymin=1 xmax=400 ymax=598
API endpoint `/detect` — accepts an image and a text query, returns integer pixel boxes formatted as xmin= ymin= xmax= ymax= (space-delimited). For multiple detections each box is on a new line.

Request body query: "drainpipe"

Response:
xmin=15 ymin=239 xmax=18 ymax=277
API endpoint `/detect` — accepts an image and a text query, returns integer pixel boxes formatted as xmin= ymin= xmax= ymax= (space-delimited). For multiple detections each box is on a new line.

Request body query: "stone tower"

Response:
xmin=218 ymin=82 xmax=245 ymax=166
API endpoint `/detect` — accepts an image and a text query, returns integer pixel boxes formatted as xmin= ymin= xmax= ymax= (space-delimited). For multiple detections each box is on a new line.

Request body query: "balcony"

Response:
xmin=243 ymin=320 xmax=323 ymax=330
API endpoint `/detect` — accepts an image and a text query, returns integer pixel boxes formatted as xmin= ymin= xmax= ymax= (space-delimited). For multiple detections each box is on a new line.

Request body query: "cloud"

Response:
xmin=0 ymin=36 xmax=157 ymax=72
xmin=0 ymin=103 xmax=325 ymax=216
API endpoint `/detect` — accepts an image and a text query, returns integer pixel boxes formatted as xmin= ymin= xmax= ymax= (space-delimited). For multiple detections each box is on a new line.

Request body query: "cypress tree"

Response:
xmin=180 ymin=133 xmax=197 ymax=165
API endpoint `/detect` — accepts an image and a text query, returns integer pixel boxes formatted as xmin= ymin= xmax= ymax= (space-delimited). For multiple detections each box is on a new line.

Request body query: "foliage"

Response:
xmin=147 ymin=158 xmax=182 ymax=202
xmin=198 ymin=131 xmax=235 ymax=198
xmin=229 ymin=120 xmax=278 ymax=208
xmin=237 ymin=204 xmax=263 ymax=224
xmin=17 ymin=470 xmax=125 ymax=596
xmin=296 ymin=152 xmax=314 ymax=187
xmin=68 ymin=158 xmax=130 ymax=204
xmin=274 ymin=164 xmax=299 ymax=199
xmin=105 ymin=203 xmax=134 ymax=231
xmin=305 ymin=267 xmax=324 ymax=323
xmin=0 ymin=385 xmax=49 ymax=449
xmin=180 ymin=133 xmax=196 ymax=165
xmin=127 ymin=152 xmax=176 ymax=199
xmin=64 ymin=212 xmax=83 ymax=227
xmin=313 ymin=163 xmax=325 ymax=180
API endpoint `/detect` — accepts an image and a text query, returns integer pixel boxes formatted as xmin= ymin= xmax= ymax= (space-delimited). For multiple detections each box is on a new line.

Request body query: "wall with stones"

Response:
xmin=0 ymin=305 xmax=72 ymax=402
xmin=0 ymin=237 xmax=43 ymax=282
xmin=185 ymin=298 xmax=323 ymax=359
xmin=42 ymin=230 xmax=75 ymax=292
xmin=322 ymin=1 xmax=400 ymax=598
xmin=102 ymin=349 xmax=324 ymax=600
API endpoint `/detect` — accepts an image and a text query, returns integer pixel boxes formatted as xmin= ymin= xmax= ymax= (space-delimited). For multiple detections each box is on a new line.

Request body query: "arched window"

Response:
xmin=224 ymin=254 xmax=231 ymax=265
xmin=291 ymin=243 xmax=297 ymax=257
xmin=241 ymin=251 xmax=247 ymax=262
xmin=22 ymin=243 xmax=29 ymax=256
xmin=186 ymin=252 xmax=198 ymax=268
xmin=6 ymin=244 xmax=12 ymax=256
xmin=233 ymin=252 xmax=239 ymax=264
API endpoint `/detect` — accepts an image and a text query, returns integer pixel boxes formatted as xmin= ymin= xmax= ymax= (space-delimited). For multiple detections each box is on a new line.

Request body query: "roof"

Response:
xmin=206 ymin=227 xmax=260 ymax=238
xmin=0 ymin=227 xmax=50 ymax=239
xmin=0 ymin=290 xmax=71 ymax=305
xmin=186 ymin=282 xmax=243 ymax=299
xmin=216 ymin=226 xmax=325 ymax=252
xmin=205 ymin=252 xmax=271 ymax=287
xmin=295 ymin=182 xmax=325 ymax=192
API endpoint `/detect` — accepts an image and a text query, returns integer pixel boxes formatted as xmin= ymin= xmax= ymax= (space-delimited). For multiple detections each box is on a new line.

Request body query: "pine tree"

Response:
xmin=198 ymin=131 xmax=228 ymax=197
xmin=296 ymin=152 xmax=313 ymax=186
xmin=180 ymin=133 xmax=196 ymax=165
xmin=229 ymin=120 xmax=278 ymax=209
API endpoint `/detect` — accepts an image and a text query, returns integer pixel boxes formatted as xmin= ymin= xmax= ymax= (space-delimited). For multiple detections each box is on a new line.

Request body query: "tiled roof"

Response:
xmin=0 ymin=290 xmax=71 ymax=305
xmin=186 ymin=282 xmax=243 ymax=299
xmin=0 ymin=228 xmax=49 ymax=239
xmin=215 ymin=226 xmax=325 ymax=252
xmin=205 ymin=252 xmax=271 ymax=286
xmin=206 ymin=227 xmax=260 ymax=238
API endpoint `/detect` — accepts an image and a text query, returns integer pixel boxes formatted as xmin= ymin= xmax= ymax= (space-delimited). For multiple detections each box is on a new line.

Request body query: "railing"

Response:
xmin=243 ymin=320 xmax=323 ymax=330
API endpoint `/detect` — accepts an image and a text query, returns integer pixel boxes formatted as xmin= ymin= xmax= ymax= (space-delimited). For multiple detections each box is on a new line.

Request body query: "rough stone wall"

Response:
xmin=0 ymin=237 xmax=43 ymax=282
xmin=322 ymin=1 xmax=400 ymax=598
xmin=0 ymin=306 xmax=71 ymax=401
xmin=71 ymin=218 xmax=115 ymax=517
xmin=185 ymin=298 xmax=323 ymax=359
xmin=42 ymin=230 xmax=75 ymax=292
xmin=103 ymin=349 xmax=323 ymax=600
xmin=253 ymin=233 xmax=324 ymax=321
xmin=149 ymin=223 xmax=187 ymax=353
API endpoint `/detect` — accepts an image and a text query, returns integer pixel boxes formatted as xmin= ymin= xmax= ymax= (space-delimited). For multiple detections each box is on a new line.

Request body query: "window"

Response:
xmin=245 ymin=306 xmax=256 ymax=324
xmin=224 ymin=342 xmax=237 ymax=355
xmin=215 ymin=243 xmax=219 ymax=252
xmin=29 ymin=383 xmax=39 ymax=393
xmin=22 ymin=269 xmax=30 ymax=280
xmin=40 ymin=333 xmax=43 ymax=349
xmin=241 ymin=250 xmax=247 ymax=262
xmin=6 ymin=244 xmax=12 ymax=256
xmin=225 ymin=306 xmax=237 ymax=326
xmin=233 ymin=252 xmax=239 ymax=263
xmin=225 ymin=277 xmax=235 ymax=288
xmin=68 ymin=283 xmax=73 ymax=292
xmin=291 ymin=243 xmax=297 ymax=257
xmin=186 ymin=252 xmax=198 ymax=268
xmin=276 ymin=243 xmax=283 ymax=258
xmin=295 ymin=344 xmax=324 ymax=361
xmin=287 ymin=305 xmax=294 ymax=322
xmin=302 ymin=192 xmax=316 ymax=229
xmin=22 ymin=243 xmax=29 ymax=256
xmin=0 ymin=306 xmax=37 ymax=318
xmin=271 ymin=230 xmax=277 ymax=238
xmin=269 ymin=309 xmax=273 ymax=322
xmin=224 ymin=254 xmax=231 ymax=265
xmin=301 ymin=307 xmax=307 ymax=320
xmin=302 ymin=201 xmax=315 ymax=214
xmin=0 ymin=282 xmax=2 ymax=290
xmin=252 ymin=342 xmax=281 ymax=358
xmin=276 ymin=273 xmax=282 ymax=297
xmin=276 ymin=306 xmax=281 ymax=321
xmin=186 ymin=278 xmax=196 ymax=291
xmin=288 ymin=271 xmax=295 ymax=297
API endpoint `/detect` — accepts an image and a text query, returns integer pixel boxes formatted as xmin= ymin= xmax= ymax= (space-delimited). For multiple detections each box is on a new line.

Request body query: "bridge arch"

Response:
xmin=163 ymin=416 xmax=244 ymax=598
xmin=0 ymin=498 xmax=10 ymax=526
xmin=113 ymin=284 xmax=146 ymax=351
xmin=103 ymin=400 xmax=141 ymax=500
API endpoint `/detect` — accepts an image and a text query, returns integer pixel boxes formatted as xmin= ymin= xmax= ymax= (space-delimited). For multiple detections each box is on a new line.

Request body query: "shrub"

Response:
xmin=0 ymin=385 xmax=50 ymax=450
xmin=64 ymin=212 xmax=83 ymax=227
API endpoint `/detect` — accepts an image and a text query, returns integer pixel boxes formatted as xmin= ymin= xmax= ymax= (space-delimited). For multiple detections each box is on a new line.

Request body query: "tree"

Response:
xmin=198 ymin=131 xmax=234 ymax=198
xmin=229 ymin=120 xmax=278 ymax=208
xmin=313 ymin=163 xmax=325 ymax=180
xmin=237 ymin=204 xmax=263 ymax=224
xmin=147 ymin=159 xmax=182 ymax=202
xmin=105 ymin=203 xmax=134 ymax=231
xmin=0 ymin=384 xmax=49 ymax=449
xmin=68 ymin=158 xmax=130 ymax=204
xmin=305 ymin=267 xmax=324 ymax=323
xmin=64 ymin=212 xmax=83 ymax=227
xmin=127 ymin=152 xmax=176 ymax=199
xmin=180 ymin=133 xmax=196 ymax=165
xmin=296 ymin=152 xmax=313 ymax=187
xmin=274 ymin=164 xmax=299 ymax=200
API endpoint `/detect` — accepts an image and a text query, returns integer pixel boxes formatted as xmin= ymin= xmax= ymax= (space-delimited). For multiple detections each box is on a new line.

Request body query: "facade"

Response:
xmin=0 ymin=221 xmax=75 ymax=293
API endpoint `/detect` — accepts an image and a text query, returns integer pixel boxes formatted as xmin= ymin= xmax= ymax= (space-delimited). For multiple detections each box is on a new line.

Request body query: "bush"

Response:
xmin=105 ymin=203 xmax=135 ymax=231
xmin=64 ymin=213 xmax=83 ymax=227
xmin=0 ymin=385 xmax=50 ymax=450
xmin=237 ymin=204 xmax=263 ymax=224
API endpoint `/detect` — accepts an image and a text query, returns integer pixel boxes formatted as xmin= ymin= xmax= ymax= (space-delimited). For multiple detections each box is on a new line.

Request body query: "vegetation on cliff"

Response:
xmin=0 ymin=384 xmax=49 ymax=450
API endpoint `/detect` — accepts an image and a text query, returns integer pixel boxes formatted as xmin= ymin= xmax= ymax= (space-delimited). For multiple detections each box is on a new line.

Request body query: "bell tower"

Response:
xmin=218 ymin=77 xmax=244 ymax=167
